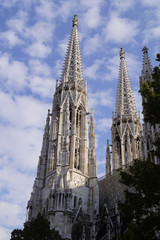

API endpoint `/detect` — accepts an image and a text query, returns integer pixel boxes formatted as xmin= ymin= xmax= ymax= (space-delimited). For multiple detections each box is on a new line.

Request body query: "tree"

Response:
xmin=10 ymin=213 xmax=63 ymax=240
xmin=118 ymin=159 xmax=160 ymax=240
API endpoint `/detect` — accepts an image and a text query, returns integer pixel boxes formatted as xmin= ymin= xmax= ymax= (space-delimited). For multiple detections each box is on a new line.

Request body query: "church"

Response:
xmin=26 ymin=15 xmax=159 ymax=239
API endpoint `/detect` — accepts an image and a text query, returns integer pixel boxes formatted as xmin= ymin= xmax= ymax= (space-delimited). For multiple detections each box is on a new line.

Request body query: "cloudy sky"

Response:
xmin=0 ymin=0 xmax=160 ymax=239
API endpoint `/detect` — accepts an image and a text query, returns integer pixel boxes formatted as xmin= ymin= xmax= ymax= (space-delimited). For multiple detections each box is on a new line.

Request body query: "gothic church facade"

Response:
xmin=26 ymin=15 xmax=159 ymax=239
xmin=27 ymin=15 xmax=99 ymax=240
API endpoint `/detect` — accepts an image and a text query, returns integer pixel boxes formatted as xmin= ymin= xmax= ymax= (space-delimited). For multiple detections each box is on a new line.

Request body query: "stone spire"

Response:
xmin=141 ymin=46 xmax=152 ymax=82
xmin=111 ymin=48 xmax=142 ymax=171
xmin=89 ymin=109 xmax=96 ymax=151
xmin=116 ymin=48 xmax=137 ymax=118
xmin=88 ymin=109 xmax=99 ymax=216
xmin=89 ymin=109 xmax=97 ymax=177
xmin=60 ymin=15 xmax=83 ymax=84
xmin=105 ymin=139 xmax=111 ymax=175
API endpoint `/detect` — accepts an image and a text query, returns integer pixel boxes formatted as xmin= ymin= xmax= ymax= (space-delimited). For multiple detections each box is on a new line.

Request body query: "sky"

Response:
xmin=0 ymin=0 xmax=160 ymax=239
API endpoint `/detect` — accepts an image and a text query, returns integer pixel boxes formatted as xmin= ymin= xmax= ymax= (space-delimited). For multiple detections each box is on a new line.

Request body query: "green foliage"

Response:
xmin=119 ymin=159 xmax=160 ymax=240
xmin=10 ymin=213 xmax=63 ymax=240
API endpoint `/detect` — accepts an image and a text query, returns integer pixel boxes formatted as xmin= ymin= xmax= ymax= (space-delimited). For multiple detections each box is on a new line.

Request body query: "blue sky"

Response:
xmin=0 ymin=0 xmax=160 ymax=239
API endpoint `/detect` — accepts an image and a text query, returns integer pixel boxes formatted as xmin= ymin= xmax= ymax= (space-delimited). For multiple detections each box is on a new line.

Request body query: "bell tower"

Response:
xmin=26 ymin=15 xmax=99 ymax=240
xmin=111 ymin=48 xmax=142 ymax=171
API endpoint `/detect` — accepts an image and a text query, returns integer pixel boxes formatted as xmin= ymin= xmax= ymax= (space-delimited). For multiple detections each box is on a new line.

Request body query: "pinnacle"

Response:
xmin=120 ymin=47 xmax=125 ymax=59
xmin=72 ymin=15 xmax=78 ymax=27
xmin=142 ymin=46 xmax=148 ymax=53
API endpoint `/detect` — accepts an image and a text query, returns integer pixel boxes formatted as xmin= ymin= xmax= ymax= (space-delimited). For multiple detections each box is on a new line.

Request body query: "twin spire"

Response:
xmin=116 ymin=47 xmax=137 ymax=118
xmin=60 ymin=15 xmax=83 ymax=84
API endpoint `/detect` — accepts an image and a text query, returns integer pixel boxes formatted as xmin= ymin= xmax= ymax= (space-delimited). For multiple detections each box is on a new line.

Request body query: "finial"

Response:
xmin=142 ymin=46 xmax=148 ymax=54
xmin=72 ymin=15 xmax=78 ymax=27
xmin=120 ymin=47 xmax=125 ymax=59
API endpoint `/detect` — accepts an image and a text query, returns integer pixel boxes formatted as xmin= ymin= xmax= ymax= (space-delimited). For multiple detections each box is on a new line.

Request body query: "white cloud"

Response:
xmin=55 ymin=0 xmax=77 ymax=22
xmin=140 ymin=0 xmax=160 ymax=6
xmin=104 ymin=13 xmax=139 ymax=44
xmin=143 ymin=26 xmax=160 ymax=43
xmin=29 ymin=76 xmax=55 ymax=97
xmin=25 ymin=42 xmax=52 ymax=58
xmin=0 ymin=124 xmax=43 ymax=171
xmin=111 ymin=0 xmax=134 ymax=13
xmin=0 ymin=201 xmax=24 ymax=227
xmin=83 ymin=34 xmax=102 ymax=56
xmin=24 ymin=21 xmax=54 ymax=43
xmin=7 ymin=11 xmax=27 ymax=33
xmin=0 ymin=0 xmax=19 ymax=7
xmin=89 ymin=90 xmax=115 ymax=110
xmin=0 ymin=92 xmax=51 ymax=170
xmin=80 ymin=0 xmax=104 ymax=29
xmin=35 ymin=0 xmax=56 ymax=21
xmin=0 ymin=227 xmax=10 ymax=240
xmin=105 ymin=55 xmax=119 ymax=81
xmin=0 ymin=53 xmax=28 ymax=91
xmin=28 ymin=59 xmax=51 ymax=76
xmin=0 ymin=31 xmax=23 ymax=47
xmin=96 ymin=118 xmax=112 ymax=132
xmin=84 ymin=59 xmax=105 ymax=80
xmin=82 ymin=6 xmax=102 ymax=29
xmin=0 ymin=165 xmax=33 ymax=205
xmin=0 ymin=91 xmax=50 ymax=128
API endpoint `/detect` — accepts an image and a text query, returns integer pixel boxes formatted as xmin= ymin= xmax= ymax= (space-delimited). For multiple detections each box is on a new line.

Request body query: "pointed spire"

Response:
xmin=116 ymin=48 xmax=137 ymax=118
xmin=141 ymin=46 xmax=152 ymax=82
xmin=45 ymin=109 xmax=50 ymax=134
xmin=89 ymin=109 xmax=95 ymax=149
xmin=106 ymin=139 xmax=111 ymax=175
xmin=60 ymin=15 xmax=83 ymax=84
xmin=41 ymin=109 xmax=50 ymax=158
